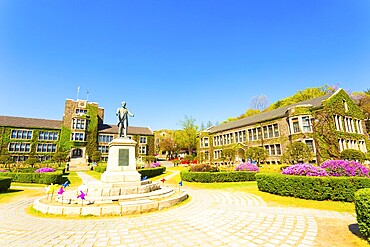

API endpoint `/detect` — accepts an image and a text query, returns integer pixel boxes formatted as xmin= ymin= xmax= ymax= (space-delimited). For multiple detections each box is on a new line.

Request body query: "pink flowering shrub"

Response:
xmin=35 ymin=167 xmax=56 ymax=173
xmin=149 ymin=162 xmax=161 ymax=168
xmin=235 ymin=162 xmax=259 ymax=172
xmin=320 ymin=160 xmax=369 ymax=177
xmin=0 ymin=169 xmax=8 ymax=172
xmin=281 ymin=163 xmax=327 ymax=176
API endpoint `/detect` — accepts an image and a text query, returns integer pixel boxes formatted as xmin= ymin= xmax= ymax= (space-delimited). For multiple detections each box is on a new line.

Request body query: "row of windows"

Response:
xmin=264 ymin=144 xmax=282 ymax=156
xmin=36 ymin=144 xmax=57 ymax=153
xmin=98 ymin=145 xmax=109 ymax=154
xmin=10 ymin=155 xmax=52 ymax=162
xmin=10 ymin=130 xmax=33 ymax=140
xmin=214 ymin=131 xmax=246 ymax=146
xmin=99 ymin=134 xmax=114 ymax=143
xmin=249 ymin=124 xmax=280 ymax=141
xmin=72 ymin=118 xmax=88 ymax=130
xmin=334 ymin=115 xmax=363 ymax=134
xmin=39 ymin=131 xmax=59 ymax=141
xmin=71 ymin=132 xmax=86 ymax=141
xmin=8 ymin=142 xmax=31 ymax=152
xmin=338 ymin=139 xmax=367 ymax=153
xmin=75 ymin=108 xmax=87 ymax=115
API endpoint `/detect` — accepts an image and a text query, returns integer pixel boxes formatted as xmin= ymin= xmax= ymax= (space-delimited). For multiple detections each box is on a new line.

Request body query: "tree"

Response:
xmin=281 ymin=142 xmax=313 ymax=164
xmin=206 ymin=121 xmax=213 ymax=128
xmin=91 ymin=151 xmax=102 ymax=163
xmin=175 ymin=116 xmax=198 ymax=155
xmin=159 ymin=137 xmax=177 ymax=158
xmin=249 ymin=94 xmax=269 ymax=111
xmin=340 ymin=149 xmax=366 ymax=163
xmin=52 ymin=151 xmax=68 ymax=165
xmin=24 ymin=157 xmax=38 ymax=167
xmin=220 ymin=148 xmax=237 ymax=165
xmin=245 ymin=147 xmax=267 ymax=166
xmin=0 ymin=155 xmax=13 ymax=168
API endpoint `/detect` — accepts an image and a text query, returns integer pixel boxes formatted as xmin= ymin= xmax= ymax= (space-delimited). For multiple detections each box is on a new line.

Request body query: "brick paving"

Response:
xmin=0 ymin=173 xmax=356 ymax=247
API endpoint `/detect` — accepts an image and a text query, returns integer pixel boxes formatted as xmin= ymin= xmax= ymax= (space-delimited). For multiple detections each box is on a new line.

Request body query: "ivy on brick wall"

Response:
xmin=86 ymin=104 xmax=99 ymax=158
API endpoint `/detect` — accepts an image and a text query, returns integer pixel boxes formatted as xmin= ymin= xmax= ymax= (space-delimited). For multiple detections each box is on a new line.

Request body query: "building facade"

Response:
xmin=198 ymin=89 xmax=369 ymax=165
xmin=0 ymin=99 xmax=154 ymax=165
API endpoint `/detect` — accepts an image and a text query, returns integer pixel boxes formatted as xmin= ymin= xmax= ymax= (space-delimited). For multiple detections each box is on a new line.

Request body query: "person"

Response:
xmin=116 ymin=101 xmax=134 ymax=138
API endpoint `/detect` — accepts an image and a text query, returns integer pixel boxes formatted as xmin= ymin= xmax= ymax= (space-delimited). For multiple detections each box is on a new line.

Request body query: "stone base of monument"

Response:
xmin=32 ymin=137 xmax=188 ymax=216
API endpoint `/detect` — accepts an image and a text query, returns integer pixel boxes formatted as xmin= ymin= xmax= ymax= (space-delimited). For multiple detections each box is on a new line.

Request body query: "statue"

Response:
xmin=116 ymin=101 xmax=134 ymax=138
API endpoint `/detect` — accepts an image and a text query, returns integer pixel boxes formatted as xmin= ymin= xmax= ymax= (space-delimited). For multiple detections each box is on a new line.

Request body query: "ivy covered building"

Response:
xmin=198 ymin=89 xmax=369 ymax=165
xmin=0 ymin=99 xmax=154 ymax=166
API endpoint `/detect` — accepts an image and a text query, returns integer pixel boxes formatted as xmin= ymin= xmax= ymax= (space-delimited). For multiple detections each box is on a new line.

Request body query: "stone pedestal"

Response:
xmin=101 ymin=138 xmax=141 ymax=183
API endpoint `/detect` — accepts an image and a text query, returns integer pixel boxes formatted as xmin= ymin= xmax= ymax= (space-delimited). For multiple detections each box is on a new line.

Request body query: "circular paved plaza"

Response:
xmin=0 ymin=185 xmax=357 ymax=247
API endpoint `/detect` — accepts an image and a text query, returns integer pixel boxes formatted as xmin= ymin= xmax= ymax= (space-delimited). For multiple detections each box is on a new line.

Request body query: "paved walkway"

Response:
xmin=0 ymin=173 xmax=357 ymax=247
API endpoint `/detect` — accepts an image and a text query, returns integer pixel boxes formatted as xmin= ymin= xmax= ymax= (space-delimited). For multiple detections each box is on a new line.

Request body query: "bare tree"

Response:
xmin=249 ymin=94 xmax=269 ymax=111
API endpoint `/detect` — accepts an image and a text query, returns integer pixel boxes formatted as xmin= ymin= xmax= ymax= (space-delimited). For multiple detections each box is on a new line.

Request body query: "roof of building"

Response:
xmin=209 ymin=91 xmax=335 ymax=134
xmin=98 ymin=124 xmax=154 ymax=135
xmin=0 ymin=116 xmax=62 ymax=129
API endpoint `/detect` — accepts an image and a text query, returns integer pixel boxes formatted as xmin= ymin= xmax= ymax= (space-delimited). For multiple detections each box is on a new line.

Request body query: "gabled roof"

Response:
xmin=0 ymin=116 xmax=62 ymax=129
xmin=98 ymin=124 xmax=153 ymax=135
xmin=210 ymin=91 xmax=335 ymax=134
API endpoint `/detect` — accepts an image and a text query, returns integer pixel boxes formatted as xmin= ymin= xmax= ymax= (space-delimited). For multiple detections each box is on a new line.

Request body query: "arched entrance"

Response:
xmin=236 ymin=148 xmax=245 ymax=162
xmin=72 ymin=148 xmax=83 ymax=158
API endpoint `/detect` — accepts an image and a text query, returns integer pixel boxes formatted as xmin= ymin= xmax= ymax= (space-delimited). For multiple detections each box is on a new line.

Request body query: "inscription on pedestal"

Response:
xmin=118 ymin=149 xmax=129 ymax=166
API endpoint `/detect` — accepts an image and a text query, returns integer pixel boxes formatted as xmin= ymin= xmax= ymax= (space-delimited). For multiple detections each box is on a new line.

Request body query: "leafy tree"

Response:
xmin=24 ymin=157 xmax=38 ymax=167
xmin=220 ymin=147 xmax=237 ymax=165
xmin=0 ymin=155 xmax=13 ymax=168
xmin=175 ymin=116 xmax=198 ymax=155
xmin=206 ymin=121 xmax=213 ymax=128
xmin=159 ymin=137 xmax=178 ymax=159
xmin=245 ymin=146 xmax=267 ymax=166
xmin=281 ymin=142 xmax=313 ymax=164
xmin=200 ymin=122 xmax=206 ymax=131
xmin=52 ymin=151 xmax=68 ymax=165
xmin=340 ymin=149 xmax=366 ymax=163
xmin=91 ymin=151 xmax=102 ymax=163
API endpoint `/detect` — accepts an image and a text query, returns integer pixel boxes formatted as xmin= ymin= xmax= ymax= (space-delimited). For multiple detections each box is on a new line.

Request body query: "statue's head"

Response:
xmin=121 ymin=101 xmax=126 ymax=107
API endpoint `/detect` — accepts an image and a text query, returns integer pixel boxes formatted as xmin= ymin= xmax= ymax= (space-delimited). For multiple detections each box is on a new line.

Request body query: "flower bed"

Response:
xmin=256 ymin=173 xmax=370 ymax=202
xmin=235 ymin=162 xmax=259 ymax=172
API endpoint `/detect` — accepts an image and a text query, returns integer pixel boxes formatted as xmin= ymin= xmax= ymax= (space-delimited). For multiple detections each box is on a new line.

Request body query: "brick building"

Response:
xmin=0 ymin=99 xmax=154 ymax=166
xmin=198 ymin=89 xmax=369 ymax=165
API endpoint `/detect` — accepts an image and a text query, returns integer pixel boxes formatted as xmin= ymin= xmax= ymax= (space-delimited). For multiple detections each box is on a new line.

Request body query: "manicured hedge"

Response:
xmin=355 ymin=188 xmax=370 ymax=243
xmin=94 ymin=166 xmax=166 ymax=179
xmin=0 ymin=172 xmax=63 ymax=184
xmin=0 ymin=177 xmax=11 ymax=192
xmin=180 ymin=170 xmax=257 ymax=183
xmin=256 ymin=173 xmax=370 ymax=202
xmin=138 ymin=167 xmax=166 ymax=178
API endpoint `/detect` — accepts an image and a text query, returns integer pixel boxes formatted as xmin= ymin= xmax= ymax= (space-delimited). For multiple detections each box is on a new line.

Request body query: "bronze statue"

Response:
xmin=116 ymin=101 xmax=134 ymax=138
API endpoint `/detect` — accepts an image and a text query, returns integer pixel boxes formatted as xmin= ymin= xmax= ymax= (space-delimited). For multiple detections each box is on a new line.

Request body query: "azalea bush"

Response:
xmin=281 ymin=163 xmax=327 ymax=176
xmin=189 ymin=163 xmax=219 ymax=172
xmin=35 ymin=167 xmax=56 ymax=173
xmin=235 ymin=162 xmax=259 ymax=172
xmin=150 ymin=162 xmax=161 ymax=168
xmin=321 ymin=160 xmax=369 ymax=177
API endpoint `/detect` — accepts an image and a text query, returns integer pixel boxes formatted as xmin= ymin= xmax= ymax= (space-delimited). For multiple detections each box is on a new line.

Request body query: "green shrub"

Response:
xmin=142 ymin=156 xmax=157 ymax=164
xmin=94 ymin=166 xmax=107 ymax=173
xmin=189 ymin=163 xmax=219 ymax=172
xmin=340 ymin=149 xmax=366 ymax=163
xmin=256 ymin=173 xmax=370 ymax=202
xmin=0 ymin=177 xmax=11 ymax=192
xmin=355 ymin=188 xmax=370 ymax=243
xmin=0 ymin=172 xmax=63 ymax=184
xmin=138 ymin=167 xmax=166 ymax=178
xmin=181 ymin=170 xmax=257 ymax=183
xmin=183 ymin=155 xmax=194 ymax=162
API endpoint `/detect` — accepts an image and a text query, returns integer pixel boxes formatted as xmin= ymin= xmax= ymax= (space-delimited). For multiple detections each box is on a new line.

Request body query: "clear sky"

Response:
xmin=0 ymin=0 xmax=369 ymax=130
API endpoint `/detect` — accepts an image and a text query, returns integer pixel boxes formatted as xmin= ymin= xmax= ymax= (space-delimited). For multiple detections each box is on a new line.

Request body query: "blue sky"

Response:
xmin=0 ymin=0 xmax=369 ymax=130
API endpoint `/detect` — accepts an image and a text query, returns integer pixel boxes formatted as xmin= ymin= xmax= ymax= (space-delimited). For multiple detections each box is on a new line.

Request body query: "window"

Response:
xmin=37 ymin=144 xmax=57 ymax=153
xmin=248 ymin=130 xmax=252 ymax=141
xmin=98 ymin=145 xmax=109 ymax=153
xmin=139 ymin=146 xmax=147 ymax=154
xmin=273 ymin=124 xmax=280 ymax=137
xmin=10 ymin=130 xmax=33 ymax=140
xmin=268 ymin=125 xmax=274 ymax=137
xmin=204 ymin=138 xmax=209 ymax=147
xmin=242 ymin=130 xmax=246 ymax=142
xmin=72 ymin=118 xmax=88 ymax=130
xmin=343 ymin=100 xmax=348 ymax=112
xmin=276 ymin=144 xmax=281 ymax=155
xmin=270 ymin=145 xmax=276 ymax=155
xmin=305 ymin=140 xmax=314 ymax=152
xmin=75 ymin=108 xmax=87 ymax=115
xmin=292 ymin=118 xmax=300 ymax=133
xmin=264 ymin=145 xmax=270 ymax=155
xmin=71 ymin=132 xmax=86 ymax=141
xmin=140 ymin=136 xmax=147 ymax=144
xmin=39 ymin=131 xmax=59 ymax=141
xmin=257 ymin=127 xmax=262 ymax=140
xmin=302 ymin=116 xmax=312 ymax=132
xmin=8 ymin=142 xmax=31 ymax=153
xmin=263 ymin=126 xmax=268 ymax=139
xmin=98 ymin=134 xmax=113 ymax=143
